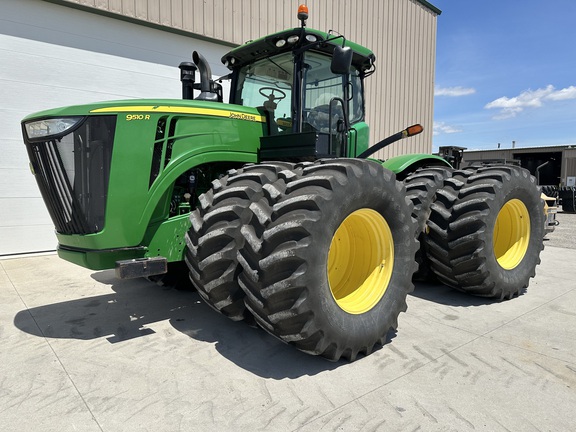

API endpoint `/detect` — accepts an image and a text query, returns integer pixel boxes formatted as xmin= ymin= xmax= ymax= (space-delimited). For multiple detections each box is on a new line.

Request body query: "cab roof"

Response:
xmin=221 ymin=28 xmax=376 ymax=74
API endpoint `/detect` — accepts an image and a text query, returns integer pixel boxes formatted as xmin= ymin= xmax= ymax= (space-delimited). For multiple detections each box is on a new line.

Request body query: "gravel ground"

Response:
xmin=544 ymin=206 xmax=576 ymax=249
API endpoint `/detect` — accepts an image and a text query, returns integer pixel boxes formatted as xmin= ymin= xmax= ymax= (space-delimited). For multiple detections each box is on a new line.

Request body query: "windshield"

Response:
xmin=234 ymin=52 xmax=293 ymax=122
xmin=233 ymin=50 xmax=364 ymax=134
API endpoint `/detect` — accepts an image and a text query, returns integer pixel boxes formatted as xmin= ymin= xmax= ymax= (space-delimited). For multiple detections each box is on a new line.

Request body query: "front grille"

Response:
xmin=24 ymin=116 xmax=116 ymax=235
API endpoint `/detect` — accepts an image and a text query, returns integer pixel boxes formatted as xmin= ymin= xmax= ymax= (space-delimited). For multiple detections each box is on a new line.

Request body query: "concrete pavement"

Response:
xmin=1 ymin=218 xmax=575 ymax=431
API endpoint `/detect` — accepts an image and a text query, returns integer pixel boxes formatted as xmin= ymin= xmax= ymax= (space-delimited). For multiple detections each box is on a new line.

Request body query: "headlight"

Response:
xmin=24 ymin=117 xmax=84 ymax=140
xmin=287 ymin=35 xmax=299 ymax=44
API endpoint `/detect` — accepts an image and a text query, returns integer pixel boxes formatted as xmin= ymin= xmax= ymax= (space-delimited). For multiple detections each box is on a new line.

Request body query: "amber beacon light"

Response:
xmin=298 ymin=4 xmax=309 ymax=25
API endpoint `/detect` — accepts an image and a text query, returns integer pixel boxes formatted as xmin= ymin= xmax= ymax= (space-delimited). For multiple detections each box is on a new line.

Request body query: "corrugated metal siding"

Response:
xmin=563 ymin=149 xmax=576 ymax=181
xmin=51 ymin=0 xmax=438 ymax=156
xmin=464 ymin=150 xmax=515 ymax=162
xmin=565 ymin=158 xmax=576 ymax=178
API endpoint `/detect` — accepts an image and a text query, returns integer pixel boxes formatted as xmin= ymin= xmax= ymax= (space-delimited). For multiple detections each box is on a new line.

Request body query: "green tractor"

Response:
xmin=21 ymin=6 xmax=544 ymax=361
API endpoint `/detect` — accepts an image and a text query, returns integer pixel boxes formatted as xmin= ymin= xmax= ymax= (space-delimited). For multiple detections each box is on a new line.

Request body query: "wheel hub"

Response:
xmin=493 ymin=198 xmax=530 ymax=270
xmin=327 ymin=208 xmax=394 ymax=314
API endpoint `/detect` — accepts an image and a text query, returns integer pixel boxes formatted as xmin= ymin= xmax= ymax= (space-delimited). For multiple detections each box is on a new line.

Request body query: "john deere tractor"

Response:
xmin=21 ymin=6 xmax=544 ymax=361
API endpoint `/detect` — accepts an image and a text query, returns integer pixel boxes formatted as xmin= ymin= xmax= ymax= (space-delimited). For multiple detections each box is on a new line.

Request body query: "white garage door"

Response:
xmin=0 ymin=0 xmax=230 ymax=256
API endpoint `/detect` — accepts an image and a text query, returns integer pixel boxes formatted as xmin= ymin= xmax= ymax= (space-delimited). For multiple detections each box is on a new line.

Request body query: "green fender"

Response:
xmin=380 ymin=154 xmax=452 ymax=178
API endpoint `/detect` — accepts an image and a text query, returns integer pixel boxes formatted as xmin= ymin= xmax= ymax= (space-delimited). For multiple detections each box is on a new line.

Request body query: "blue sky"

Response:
xmin=431 ymin=0 xmax=576 ymax=151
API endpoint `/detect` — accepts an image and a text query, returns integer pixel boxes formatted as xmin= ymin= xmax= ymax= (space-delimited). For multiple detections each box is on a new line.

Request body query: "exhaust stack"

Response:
xmin=192 ymin=51 xmax=218 ymax=102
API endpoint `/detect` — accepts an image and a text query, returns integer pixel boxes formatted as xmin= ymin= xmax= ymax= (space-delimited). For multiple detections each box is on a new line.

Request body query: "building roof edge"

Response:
xmin=417 ymin=0 xmax=442 ymax=15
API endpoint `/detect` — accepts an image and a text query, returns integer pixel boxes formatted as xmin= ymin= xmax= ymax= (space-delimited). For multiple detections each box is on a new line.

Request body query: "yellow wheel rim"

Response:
xmin=327 ymin=208 xmax=394 ymax=314
xmin=493 ymin=199 xmax=530 ymax=270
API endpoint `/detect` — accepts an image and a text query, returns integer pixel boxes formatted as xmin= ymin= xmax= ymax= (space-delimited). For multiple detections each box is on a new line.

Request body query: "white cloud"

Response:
xmin=435 ymin=86 xmax=476 ymax=97
xmin=433 ymin=121 xmax=462 ymax=135
xmin=485 ymin=85 xmax=576 ymax=119
xmin=546 ymin=85 xmax=576 ymax=101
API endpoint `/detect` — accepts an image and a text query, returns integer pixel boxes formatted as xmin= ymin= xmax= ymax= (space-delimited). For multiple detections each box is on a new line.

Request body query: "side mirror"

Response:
xmin=331 ymin=46 xmax=353 ymax=75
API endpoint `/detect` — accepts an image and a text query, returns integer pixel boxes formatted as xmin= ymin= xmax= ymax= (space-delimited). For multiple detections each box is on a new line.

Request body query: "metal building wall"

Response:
xmin=48 ymin=0 xmax=439 ymax=157
xmin=464 ymin=147 xmax=576 ymax=186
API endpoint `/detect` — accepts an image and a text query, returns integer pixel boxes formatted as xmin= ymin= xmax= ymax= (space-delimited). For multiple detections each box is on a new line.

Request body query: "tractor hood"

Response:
xmin=22 ymin=99 xmax=266 ymax=124
xmin=21 ymin=98 xmax=266 ymax=268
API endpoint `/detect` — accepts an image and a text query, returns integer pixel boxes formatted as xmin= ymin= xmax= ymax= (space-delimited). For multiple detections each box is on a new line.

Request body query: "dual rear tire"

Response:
xmin=425 ymin=165 xmax=544 ymax=299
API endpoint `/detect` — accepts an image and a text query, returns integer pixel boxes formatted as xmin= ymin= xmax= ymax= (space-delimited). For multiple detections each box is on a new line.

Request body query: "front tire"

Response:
xmin=185 ymin=162 xmax=295 ymax=321
xmin=238 ymin=159 xmax=418 ymax=361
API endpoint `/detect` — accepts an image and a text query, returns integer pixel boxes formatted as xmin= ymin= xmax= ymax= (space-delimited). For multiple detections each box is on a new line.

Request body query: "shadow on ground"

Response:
xmin=13 ymin=270 xmax=347 ymax=379
xmin=410 ymin=280 xmax=516 ymax=306
xmin=12 ymin=270 xmax=501 ymax=377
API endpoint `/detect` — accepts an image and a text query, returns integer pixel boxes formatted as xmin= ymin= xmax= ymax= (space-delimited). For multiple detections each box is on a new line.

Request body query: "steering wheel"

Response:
xmin=259 ymin=87 xmax=287 ymax=102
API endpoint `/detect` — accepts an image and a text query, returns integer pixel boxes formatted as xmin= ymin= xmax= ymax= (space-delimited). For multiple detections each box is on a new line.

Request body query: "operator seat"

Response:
xmin=307 ymin=94 xmax=344 ymax=134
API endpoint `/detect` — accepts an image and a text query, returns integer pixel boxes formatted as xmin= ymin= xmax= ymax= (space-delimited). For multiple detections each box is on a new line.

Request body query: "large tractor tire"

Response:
xmin=238 ymin=159 xmax=418 ymax=361
xmin=559 ymin=186 xmax=576 ymax=213
xmin=185 ymin=162 xmax=296 ymax=321
xmin=426 ymin=165 xmax=545 ymax=299
xmin=404 ymin=166 xmax=453 ymax=280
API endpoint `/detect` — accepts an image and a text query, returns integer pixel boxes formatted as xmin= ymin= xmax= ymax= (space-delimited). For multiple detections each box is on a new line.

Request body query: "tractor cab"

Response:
xmin=189 ymin=5 xmax=376 ymax=161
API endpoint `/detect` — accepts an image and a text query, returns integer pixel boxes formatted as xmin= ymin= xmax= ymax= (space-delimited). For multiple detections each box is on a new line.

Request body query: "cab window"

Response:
xmin=234 ymin=52 xmax=293 ymax=123
xmin=302 ymin=51 xmax=364 ymax=132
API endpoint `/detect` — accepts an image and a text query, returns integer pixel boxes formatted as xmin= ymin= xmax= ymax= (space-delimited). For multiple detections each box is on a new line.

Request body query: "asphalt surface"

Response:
xmin=1 ymin=212 xmax=575 ymax=431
